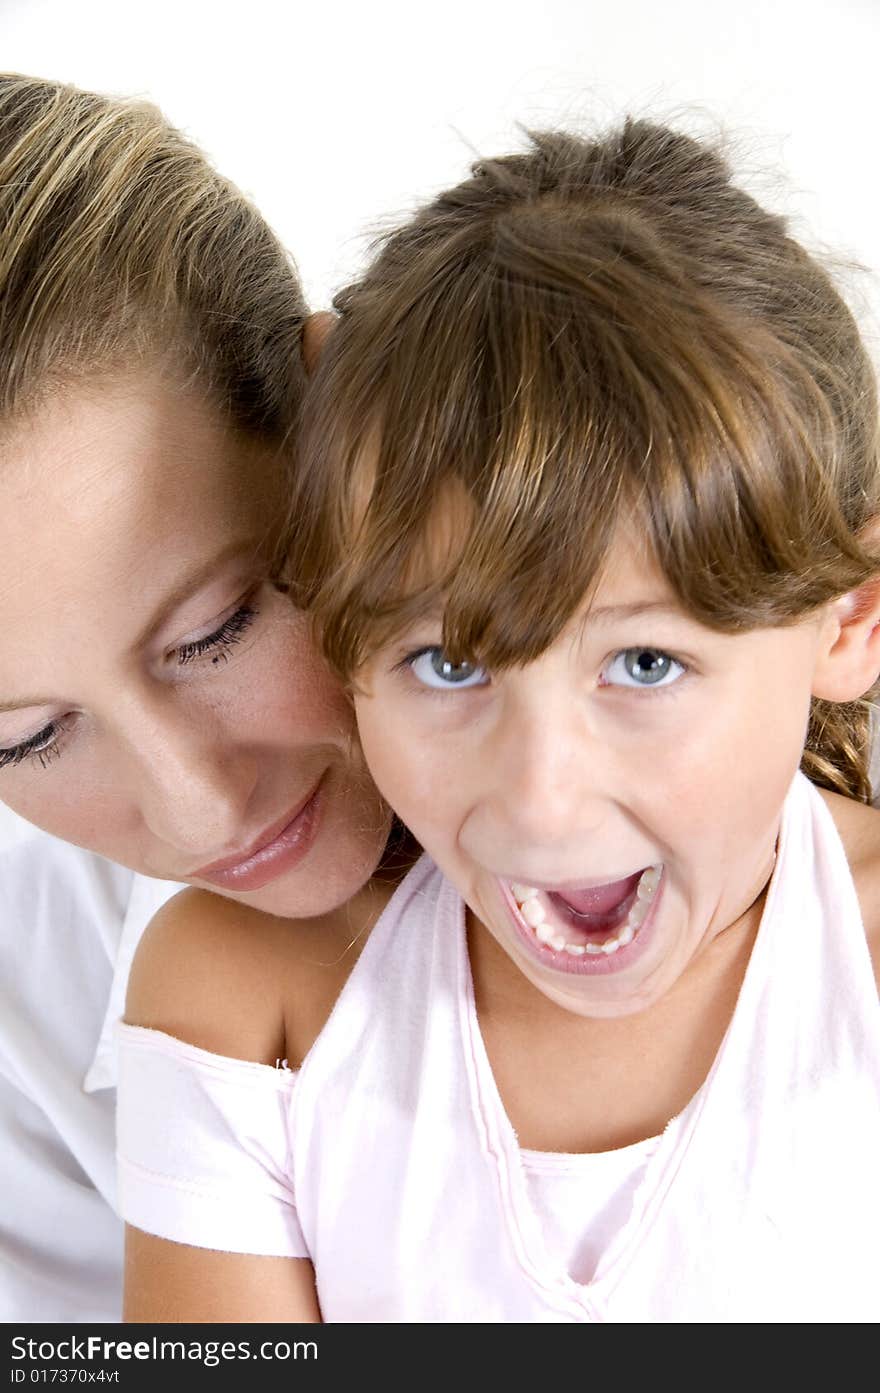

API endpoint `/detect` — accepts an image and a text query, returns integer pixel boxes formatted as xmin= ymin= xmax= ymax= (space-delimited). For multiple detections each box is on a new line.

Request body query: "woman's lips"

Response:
xmin=192 ymin=779 xmax=324 ymax=891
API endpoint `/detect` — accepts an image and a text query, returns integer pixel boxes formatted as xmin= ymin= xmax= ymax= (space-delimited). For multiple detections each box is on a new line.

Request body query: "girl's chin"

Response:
xmin=524 ymin=964 xmax=667 ymax=1019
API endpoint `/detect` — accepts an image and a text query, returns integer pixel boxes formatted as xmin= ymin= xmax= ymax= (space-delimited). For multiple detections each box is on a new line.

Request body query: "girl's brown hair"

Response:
xmin=292 ymin=119 xmax=880 ymax=801
xmin=0 ymin=73 xmax=307 ymax=438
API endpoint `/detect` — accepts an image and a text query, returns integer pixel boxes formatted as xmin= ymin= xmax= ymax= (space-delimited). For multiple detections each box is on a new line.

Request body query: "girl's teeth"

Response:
xmin=521 ymin=898 xmax=546 ymax=929
xmin=629 ymin=897 xmax=650 ymax=927
xmin=511 ymin=883 xmax=539 ymax=902
xmin=638 ymin=866 xmax=661 ymax=898
xmin=509 ymin=864 xmax=662 ymax=958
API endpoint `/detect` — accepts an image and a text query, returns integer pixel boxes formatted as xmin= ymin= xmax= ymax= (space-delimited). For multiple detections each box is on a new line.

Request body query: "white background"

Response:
xmin=1 ymin=0 xmax=878 ymax=340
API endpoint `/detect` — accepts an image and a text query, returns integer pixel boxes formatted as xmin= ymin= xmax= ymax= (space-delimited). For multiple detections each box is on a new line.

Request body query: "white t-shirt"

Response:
xmin=0 ymin=802 xmax=179 ymax=1322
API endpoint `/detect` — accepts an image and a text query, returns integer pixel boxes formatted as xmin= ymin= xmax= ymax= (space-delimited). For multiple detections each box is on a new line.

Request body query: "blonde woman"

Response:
xmin=0 ymin=75 xmax=401 ymax=1321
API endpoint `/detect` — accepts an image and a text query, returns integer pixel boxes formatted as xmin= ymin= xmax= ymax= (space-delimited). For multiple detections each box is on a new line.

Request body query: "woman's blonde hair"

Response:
xmin=0 ymin=73 xmax=307 ymax=437
xmin=290 ymin=118 xmax=880 ymax=801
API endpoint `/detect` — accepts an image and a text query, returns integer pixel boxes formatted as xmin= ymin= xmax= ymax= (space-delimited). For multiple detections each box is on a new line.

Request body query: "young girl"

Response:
xmin=119 ymin=119 xmax=880 ymax=1322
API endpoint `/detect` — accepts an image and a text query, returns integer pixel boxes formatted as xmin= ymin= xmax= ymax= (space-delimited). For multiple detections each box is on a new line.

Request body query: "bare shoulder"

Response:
xmin=125 ymin=888 xmax=291 ymax=1063
xmin=126 ymin=878 xmax=395 ymax=1066
xmin=820 ymin=789 xmax=880 ymax=990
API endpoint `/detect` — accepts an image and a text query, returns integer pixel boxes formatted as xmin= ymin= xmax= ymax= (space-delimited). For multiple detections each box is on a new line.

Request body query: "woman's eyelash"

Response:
xmin=0 ymin=602 xmax=262 ymax=773
xmin=175 ymin=604 xmax=258 ymax=666
xmin=0 ymin=723 xmax=63 ymax=771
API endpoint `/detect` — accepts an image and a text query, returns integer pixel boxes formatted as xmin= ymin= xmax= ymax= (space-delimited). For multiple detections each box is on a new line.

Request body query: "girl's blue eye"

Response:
xmin=407 ymin=647 xmax=489 ymax=691
xmin=603 ymin=647 xmax=685 ymax=689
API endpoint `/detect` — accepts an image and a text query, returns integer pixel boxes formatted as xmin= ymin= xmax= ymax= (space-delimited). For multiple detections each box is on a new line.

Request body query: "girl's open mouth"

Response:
xmin=500 ymin=865 xmax=664 ymax=969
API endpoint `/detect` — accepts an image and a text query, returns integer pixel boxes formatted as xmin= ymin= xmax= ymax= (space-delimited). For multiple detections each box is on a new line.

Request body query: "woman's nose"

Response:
xmin=119 ymin=702 xmax=256 ymax=863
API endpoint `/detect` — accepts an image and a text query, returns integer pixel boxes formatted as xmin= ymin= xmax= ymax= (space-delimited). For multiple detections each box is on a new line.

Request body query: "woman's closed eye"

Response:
xmin=172 ymin=600 xmax=259 ymax=667
xmin=0 ymin=599 xmax=263 ymax=772
xmin=0 ymin=720 xmax=67 ymax=771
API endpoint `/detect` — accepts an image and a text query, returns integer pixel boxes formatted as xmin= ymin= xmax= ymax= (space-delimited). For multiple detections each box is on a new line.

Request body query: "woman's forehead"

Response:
xmin=2 ymin=367 xmax=281 ymax=516
xmin=0 ymin=370 xmax=282 ymax=655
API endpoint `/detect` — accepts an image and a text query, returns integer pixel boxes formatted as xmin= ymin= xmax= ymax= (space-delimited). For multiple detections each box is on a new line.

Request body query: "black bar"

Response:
xmin=3 ymin=1324 xmax=550 ymax=1387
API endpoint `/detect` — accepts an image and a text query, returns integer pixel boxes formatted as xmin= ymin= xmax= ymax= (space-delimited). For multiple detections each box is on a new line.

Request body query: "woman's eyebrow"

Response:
xmin=0 ymin=696 xmax=54 ymax=715
xmin=130 ymin=537 xmax=262 ymax=652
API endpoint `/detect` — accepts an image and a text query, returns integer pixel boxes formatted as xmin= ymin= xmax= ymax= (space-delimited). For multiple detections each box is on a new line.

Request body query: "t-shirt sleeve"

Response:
xmin=115 ymin=1023 xmax=308 ymax=1259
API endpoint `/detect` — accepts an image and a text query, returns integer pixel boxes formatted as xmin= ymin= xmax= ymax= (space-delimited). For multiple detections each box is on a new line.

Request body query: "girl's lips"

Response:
xmin=192 ymin=778 xmax=324 ymax=891
xmin=498 ymin=870 xmax=665 ymax=976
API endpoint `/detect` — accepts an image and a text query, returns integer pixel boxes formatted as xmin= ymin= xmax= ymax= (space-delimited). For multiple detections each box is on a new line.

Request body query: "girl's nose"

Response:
xmin=479 ymin=690 xmax=605 ymax=847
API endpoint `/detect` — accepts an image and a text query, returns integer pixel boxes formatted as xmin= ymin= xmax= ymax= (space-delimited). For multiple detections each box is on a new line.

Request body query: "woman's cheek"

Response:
xmin=256 ymin=600 xmax=357 ymax=740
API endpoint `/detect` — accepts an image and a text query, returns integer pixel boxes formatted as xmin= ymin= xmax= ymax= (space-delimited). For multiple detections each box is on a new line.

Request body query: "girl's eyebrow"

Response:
xmin=396 ymin=601 xmax=691 ymax=638
xmin=583 ymin=602 xmax=688 ymax=626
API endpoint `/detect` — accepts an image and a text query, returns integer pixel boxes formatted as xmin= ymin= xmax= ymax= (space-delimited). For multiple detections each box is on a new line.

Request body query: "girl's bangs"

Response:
xmin=311 ymin=244 xmax=873 ymax=680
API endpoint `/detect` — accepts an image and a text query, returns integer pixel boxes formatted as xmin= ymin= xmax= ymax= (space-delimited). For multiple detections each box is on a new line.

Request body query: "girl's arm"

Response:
xmin=121 ymin=889 xmax=329 ymax=1324
xmin=124 ymin=1230 xmax=321 ymax=1323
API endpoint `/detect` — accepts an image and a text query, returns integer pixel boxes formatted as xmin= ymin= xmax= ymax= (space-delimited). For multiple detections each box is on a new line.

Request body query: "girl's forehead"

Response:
xmin=587 ymin=530 xmax=682 ymax=612
xmin=414 ymin=483 xmax=672 ymax=607
xmin=395 ymin=489 xmax=690 ymax=644
xmin=398 ymin=477 xmax=476 ymax=590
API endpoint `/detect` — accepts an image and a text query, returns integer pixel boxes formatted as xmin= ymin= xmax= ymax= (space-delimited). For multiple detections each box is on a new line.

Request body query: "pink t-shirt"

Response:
xmin=116 ymin=773 xmax=880 ymax=1321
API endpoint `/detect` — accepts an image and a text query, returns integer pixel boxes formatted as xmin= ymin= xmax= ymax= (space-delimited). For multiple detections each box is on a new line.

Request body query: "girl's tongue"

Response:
xmin=551 ymin=870 xmax=643 ymax=920
xmin=509 ymin=865 xmax=661 ymax=956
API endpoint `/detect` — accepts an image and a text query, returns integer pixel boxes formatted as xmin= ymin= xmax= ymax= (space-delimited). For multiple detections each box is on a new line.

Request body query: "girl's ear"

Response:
xmin=301 ymin=311 xmax=337 ymax=376
xmin=812 ymin=574 xmax=880 ymax=702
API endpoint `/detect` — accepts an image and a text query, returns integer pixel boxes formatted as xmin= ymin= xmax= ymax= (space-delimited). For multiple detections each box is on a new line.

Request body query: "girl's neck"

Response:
xmin=465 ymin=889 xmax=767 ymax=1153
